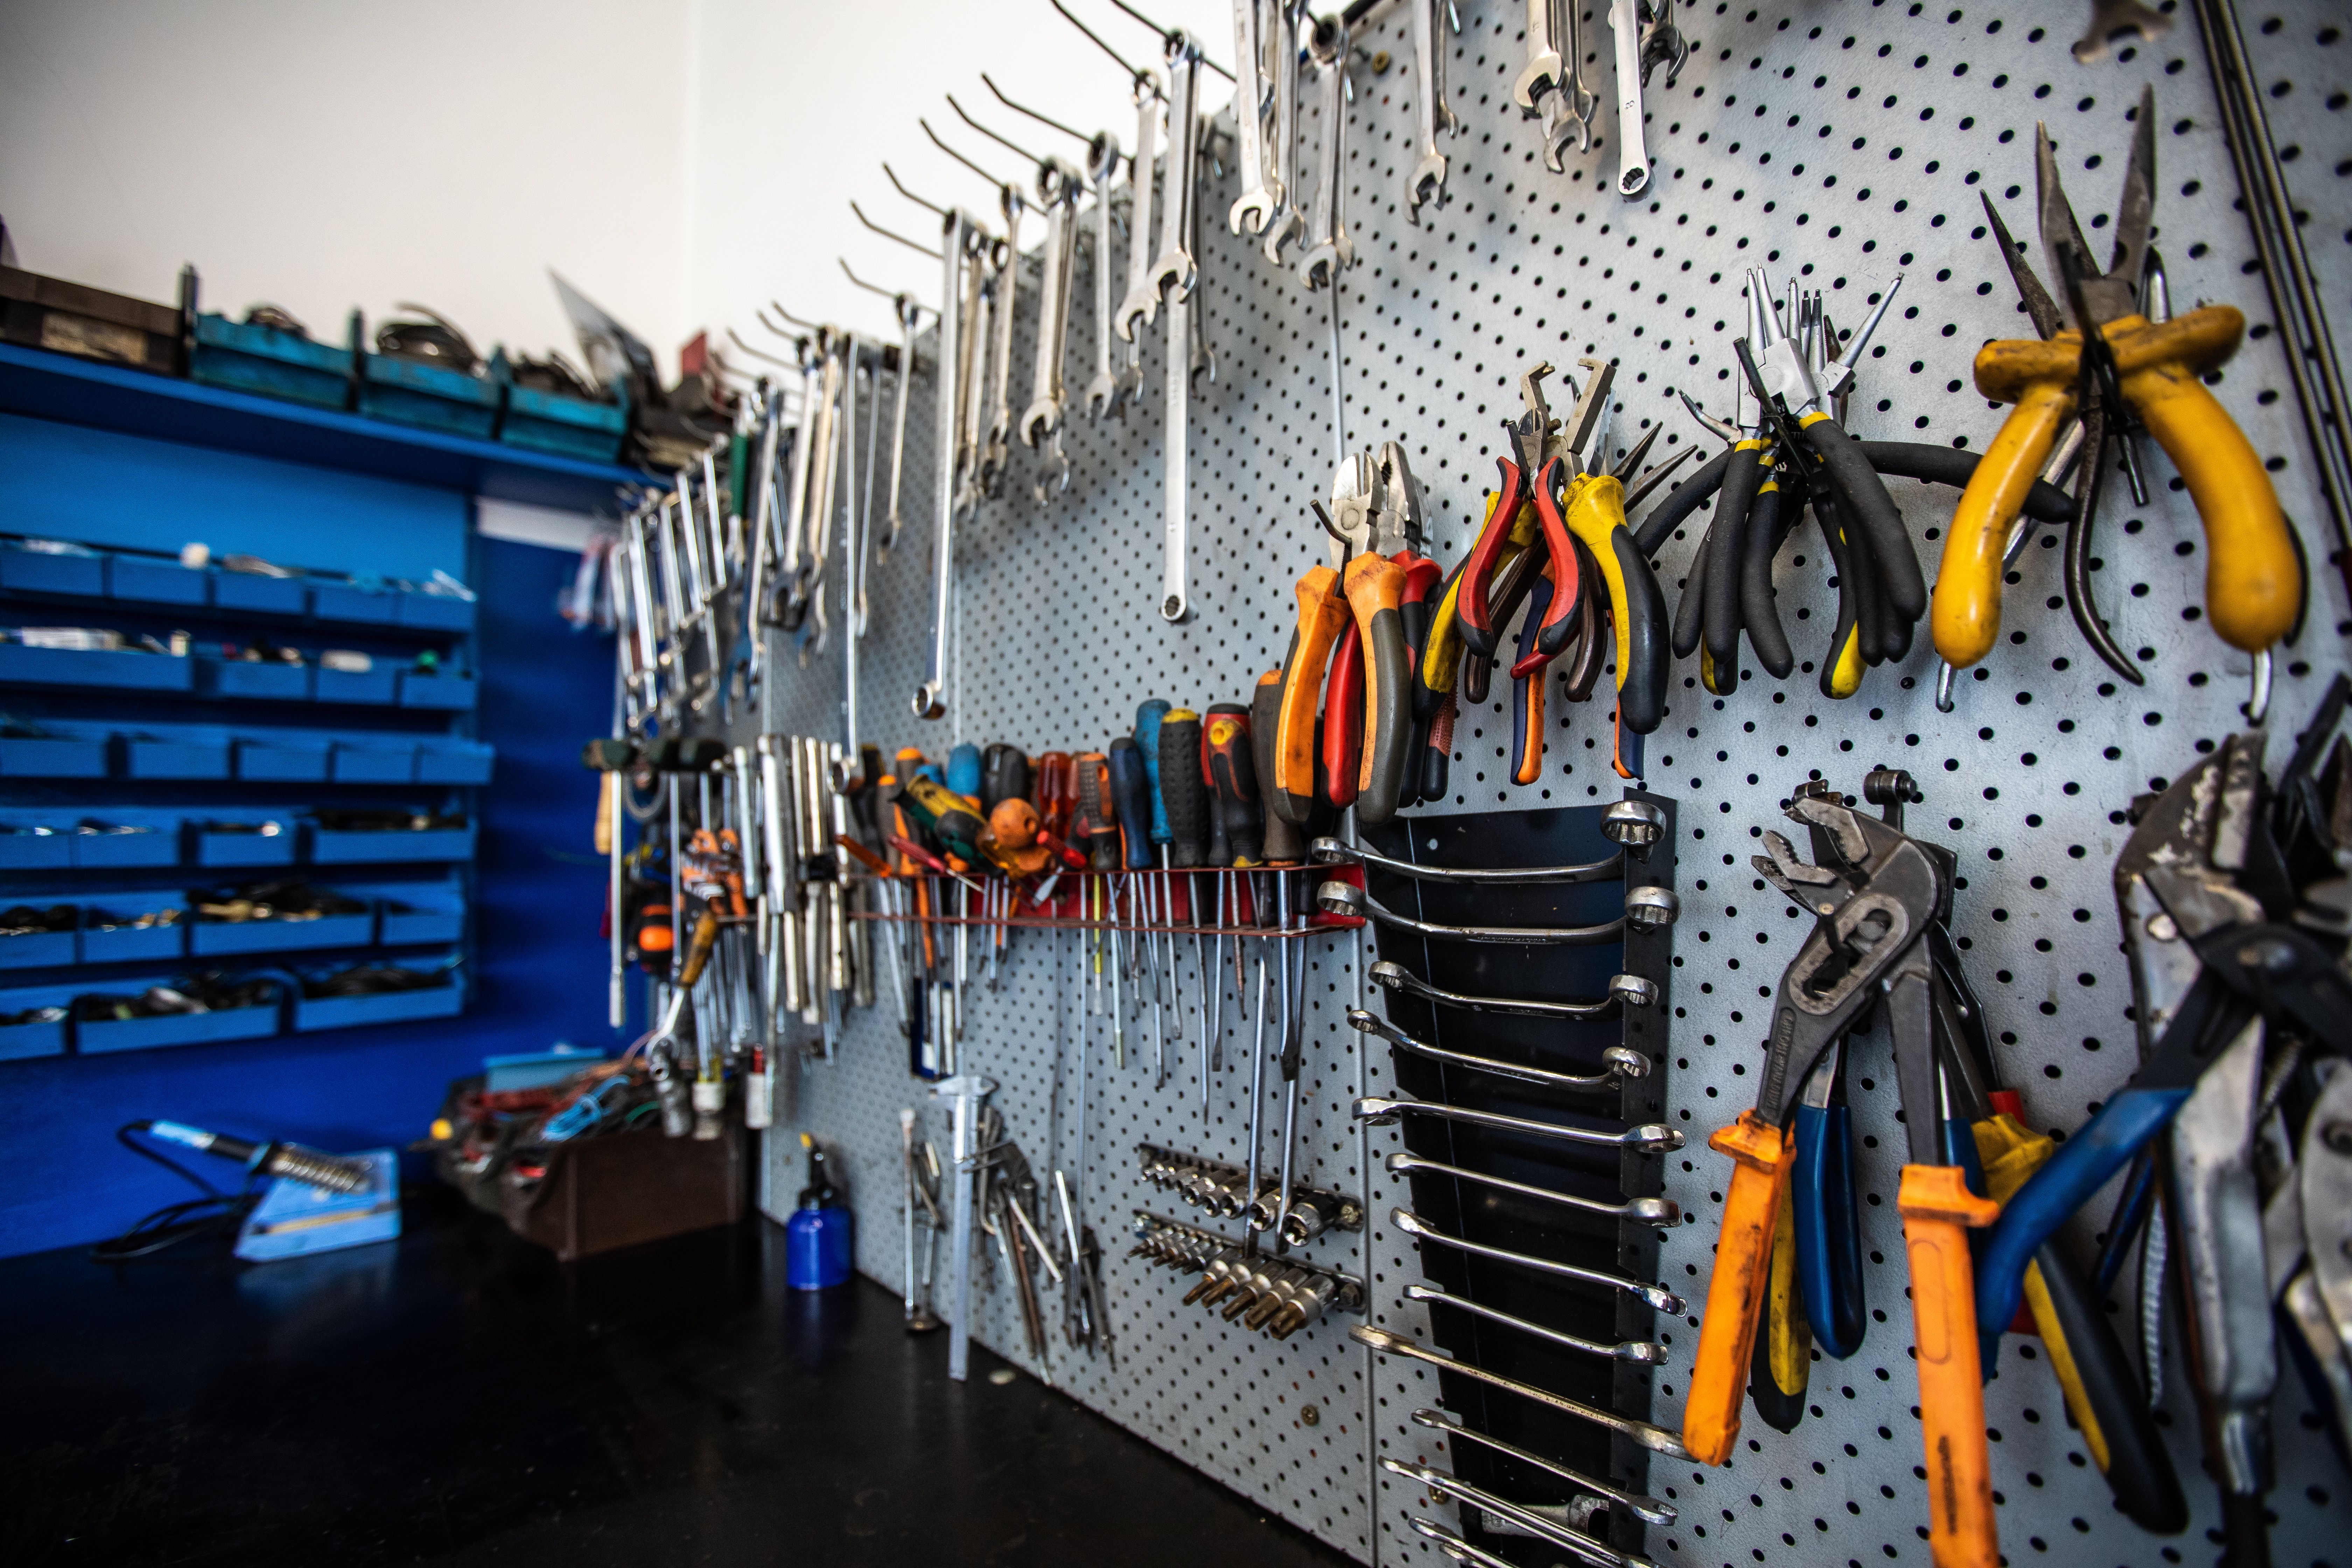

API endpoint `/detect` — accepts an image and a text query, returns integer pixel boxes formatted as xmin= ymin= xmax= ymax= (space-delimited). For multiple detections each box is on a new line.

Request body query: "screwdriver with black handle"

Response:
xmin=1134 ymin=700 xmax=1174 ymax=1037
xmin=1110 ymin=736 xmax=1156 ymax=1077
xmin=1073 ymin=750 xmax=1121 ymax=1064
xmin=1157 ymin=708 xmax=1208 ymax=1097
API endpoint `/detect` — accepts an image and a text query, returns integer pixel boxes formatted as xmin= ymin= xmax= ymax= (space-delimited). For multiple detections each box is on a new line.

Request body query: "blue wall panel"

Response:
xmin=0 ymin=413 xmax=467 ymax=582
xmin=0 ymin=535 xmax=615 ymax=1259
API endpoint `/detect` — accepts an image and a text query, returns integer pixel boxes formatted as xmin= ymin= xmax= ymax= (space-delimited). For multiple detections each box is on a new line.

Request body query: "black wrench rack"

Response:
xmin=1359 ymin=798 xmax=1677 ymax=1564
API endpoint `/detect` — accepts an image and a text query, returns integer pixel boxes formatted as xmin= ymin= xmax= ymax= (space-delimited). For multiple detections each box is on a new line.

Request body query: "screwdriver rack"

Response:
xmin=722 ymin=1 xmax=2351 ymax=1563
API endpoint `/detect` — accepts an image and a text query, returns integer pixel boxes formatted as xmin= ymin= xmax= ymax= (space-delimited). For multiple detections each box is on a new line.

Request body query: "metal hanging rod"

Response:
xmin=1049 ymin=0 xmax=1159 ymax=94
xmin=919 ymin=118 xmax=1013 ymax=194
xmin=945 ymin=93 xmax=1043 ymax=171
xmin=851 ymin=200 xmax=944 ymax=260
xmin=1102 ymin=0 xmax=1234 ymax=79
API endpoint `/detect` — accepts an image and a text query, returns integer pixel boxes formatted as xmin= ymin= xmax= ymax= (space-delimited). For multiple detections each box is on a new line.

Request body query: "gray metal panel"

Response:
xmin=744 ymin=2 xmax=2351 ymax=1563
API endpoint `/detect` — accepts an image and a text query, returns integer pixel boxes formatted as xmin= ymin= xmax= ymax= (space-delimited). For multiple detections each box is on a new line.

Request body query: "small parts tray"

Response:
xmin=1135 ymin=1142 xmax=1363 ymax=1246
xmin=1128 ymin=1211 xmax=1365 ymax=1342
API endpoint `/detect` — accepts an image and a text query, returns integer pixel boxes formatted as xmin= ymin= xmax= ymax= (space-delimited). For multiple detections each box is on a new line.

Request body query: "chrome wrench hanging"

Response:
xmin=1370 ymin=958 xmax=1656 ymax=1019
xmin=1386 ymin=1150 xmax=1681 ymax=1225
xmin=980 ymin=185 xmax=1026 ymax=500
xmin=1261 ymin=3 xmax=1305 ymax=265
xmin=879 ymin=290 xmax=921 ymax=562
xmin=1295 ymin=15 xmax=1352 ymax=290
xmin=1606 ymin=0 xmax=1650 ymax=197
xmin=1390 ymin=1206 xmax=1685 ymax=1312
xmin=1228 ymin=0 xmax=1277 ymax=234
xmin=1143 ymin=33 xmax=1202 ymax=309
xmin=1353 ymin=1094 xmax=1683 ymax=1153
xmin=1405 ymin=0 xmax=1459 ymax=222
xmin=1346 ymin=1009 xmax=1646 ymax=1093
xmin=1112 ymin=68 xmax=1164 ymax=345
xmin=915 ymin=208 xmax=973 ymax=722
xmin=1083 ymin=129 xmax=1125 ymax=421
xmin=1160 ymin=99 xmax=1199 ymax=625
xmin=1020 ymin=158 xmax=1083 ymax=500
xmin=1352 ymin=1325 xmax=1691 ymax=1457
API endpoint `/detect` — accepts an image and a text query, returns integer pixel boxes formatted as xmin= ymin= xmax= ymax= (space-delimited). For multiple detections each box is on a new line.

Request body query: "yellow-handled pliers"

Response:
xmin=1933 ymin=86 xmax=2300 ymax=688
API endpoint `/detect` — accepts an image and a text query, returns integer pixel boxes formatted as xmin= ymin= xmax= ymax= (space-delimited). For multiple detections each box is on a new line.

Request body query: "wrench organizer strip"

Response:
xmin=588 ymin=0 xmax=2352 ymax=1563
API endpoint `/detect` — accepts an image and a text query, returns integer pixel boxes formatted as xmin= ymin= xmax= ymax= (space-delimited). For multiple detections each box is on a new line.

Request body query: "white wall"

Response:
xmin=686 ymin=0 xmax=1231 ymax=354
xmin=0 ymin=0 xmax=1230 ymax=387
xmin=0 ymin=0 xmax=696 ymax=370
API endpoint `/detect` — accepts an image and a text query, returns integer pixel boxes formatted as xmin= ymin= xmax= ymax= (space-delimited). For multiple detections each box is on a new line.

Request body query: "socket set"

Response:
xmin=1134 ymin=1142 xmax=1363 ymax=1247
xmin=1127 ymin=1211 xmax=1366 ymax=1341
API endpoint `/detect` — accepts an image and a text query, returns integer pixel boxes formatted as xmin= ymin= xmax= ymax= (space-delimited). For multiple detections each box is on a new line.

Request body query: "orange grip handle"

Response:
xmin=1898 ymin=1164 xmax=2002 ymax=1568
xmin=1272 ymin=564 xmax=1350 ymax=822
xmin=677 ymin=908 xmax=721 ymax=987
xmin=1681 ymin=1110 xmax=1792 ymax=1466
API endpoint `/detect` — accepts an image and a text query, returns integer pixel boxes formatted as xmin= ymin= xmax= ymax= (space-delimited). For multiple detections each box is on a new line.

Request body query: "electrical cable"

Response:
xmin=87 ymin=1122 xmax=262 ymax=1264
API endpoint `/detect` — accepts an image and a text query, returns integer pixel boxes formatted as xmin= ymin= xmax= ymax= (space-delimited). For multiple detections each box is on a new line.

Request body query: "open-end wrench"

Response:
xmin=915 ymin=209 xmax=972 ymax=721
xmin=1082 ymin=130 xmax=1125 ymax=421
xmin=1607 ymin=0 xmax=1650 ymax=197
xmin=1227 ymin=0 xmax=1277 ymax=234
xmin=878 ymin=291 xmax=920 ymax=561
xmin=1513 ymin=0 xmax=1563 ymax=115
xmin=1353 ymin=1326 xmax=1692 ymax=1457
xmin=1161 ymin=198 xmax=1195 ymax=625
xmin=1550 ymin=0 xmax=1598 ymax=165
xmin=1296 ymin=16 xmax=1352 ymax=290
xmin=1020 ymin=158 xmax=1082 ymax=500
xmin=1260 ymin=3 xmax=1306 ymax=265
xmin=1113 ymin=70 xmax=1163 ymax=343
xmin=980 ymin=186 xmax=1026 ymax=498
xmin=1638 ymin=0 xmax=1689 ymax=88
xmin=957 ymin=236 xmax=997 ymax=516
xmin=1144 ymin=34 xmax=1202 ymax=308
xmin=1405 ymin=0 xmax=1459 ymax=223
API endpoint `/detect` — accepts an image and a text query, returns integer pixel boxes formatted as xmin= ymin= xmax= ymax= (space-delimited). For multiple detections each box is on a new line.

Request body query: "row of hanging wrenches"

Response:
xmin=1513 ymin=0 xmax=1687 ymax=197
xmin=608 ymin=441 xmax=737 ymax=730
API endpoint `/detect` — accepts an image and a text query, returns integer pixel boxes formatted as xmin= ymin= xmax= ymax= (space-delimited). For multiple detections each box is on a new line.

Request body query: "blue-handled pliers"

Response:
xmin=1791 ymin=1041 xmax=1867 ymax=1359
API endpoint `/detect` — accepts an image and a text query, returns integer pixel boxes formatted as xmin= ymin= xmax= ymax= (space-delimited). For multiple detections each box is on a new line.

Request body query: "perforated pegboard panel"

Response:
xmin=738 ymin=2 xmax=2352 ymax=1564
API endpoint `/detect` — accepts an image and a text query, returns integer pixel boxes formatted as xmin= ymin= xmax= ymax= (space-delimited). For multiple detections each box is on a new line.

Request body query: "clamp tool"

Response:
xmin=1934 ymin=88 xmax=2300 ymax=690
xmin=1682 ymin=788 xmax=2000 ymax=1568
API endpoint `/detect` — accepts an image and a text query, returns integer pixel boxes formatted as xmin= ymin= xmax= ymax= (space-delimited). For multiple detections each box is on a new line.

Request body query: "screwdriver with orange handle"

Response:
xmin=1932 ymin=93 xmax=2299 ymax=682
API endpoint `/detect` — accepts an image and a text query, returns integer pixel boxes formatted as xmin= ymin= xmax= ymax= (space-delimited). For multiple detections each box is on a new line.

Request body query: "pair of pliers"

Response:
xmin=1934 ymin=87 xmax=2301 ymax=689
xmin=1684 ymin=787 xmax=2002 ymax=1568
xmin=1457 ymin=363 xmax=1592 ymax=664
xmin=1369 ymin=444 xmax=1450 ymax=813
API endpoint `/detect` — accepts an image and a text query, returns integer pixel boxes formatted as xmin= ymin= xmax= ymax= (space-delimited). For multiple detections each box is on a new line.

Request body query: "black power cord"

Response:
xmin=88 ymin=1122 xmax=261 ymax=1264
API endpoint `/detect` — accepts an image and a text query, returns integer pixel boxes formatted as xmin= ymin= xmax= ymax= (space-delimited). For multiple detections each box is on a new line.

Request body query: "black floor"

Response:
xmin=1 ymin=1189 xmax=1352 ymax=1567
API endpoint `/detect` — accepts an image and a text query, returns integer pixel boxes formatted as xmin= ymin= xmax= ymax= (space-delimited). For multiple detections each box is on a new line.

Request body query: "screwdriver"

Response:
xmin=1073 ymin=750 xmax=1120 ymax=1064
xmin=1158 ymin=708 xmax=1208 ymax=1102
xmin=1206 ymin=702 xmax=1258 ymax=1027
xmin=1109 ymin=737 xmax=1158 ymax=1085
xmin=980 ymin=744 xmax=1028 ymax=980
xmin=1134 ymin=701 xmax=1174 ymax=1050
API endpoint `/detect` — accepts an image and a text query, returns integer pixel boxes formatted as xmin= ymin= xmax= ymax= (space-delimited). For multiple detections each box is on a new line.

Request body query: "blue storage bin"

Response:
xmin=314 ymin=663 xmax=398 ymax=704
xmin=329 ymin=741 xmax=415 ymax=784
xmin=76 ymin=996 xmax=282 ymax=1055
xmin=107 ymin=555 xmax=209 ymax=606
xmin=293 ymin=979 xmax=461 ymax=1033
xmin=0 ymin=643 xmax=191 ymax=691
xmin=359 ymin=353 xmax=499 ymax=439
xmin=193 ymin=819 xmax=296 ymax=868
xmin=0 ymin=923 xmax=76 ymax=970
xmin=214 ymin=570 xmax=309 ymax=616
xmin=73 ymin=819 xmax=180 ymax=869
xmin=414 ymin=740 xmax=493 ymax=786
xmin=0 ymin=825 xmax=74 ymax=869
xmin=310 ymin=581 xmax=398 ymax=624
xmin=0 ymin=1000 xmax=69 ymax=1061
xmin=0 ymin=730 xmax=108 ymax=777
xmin=126 ymin=732 xmax=230 ymax=779
xmin=397 ymin=670 xmax=477 ymax=711
xmin=191 ymin=906 xmax=373 ymax=957
xmin=395 ymin=587 xmax=475 ymax=631
xmin=77 ymin=907 xmax=185 ymax=965
xmin=235 ymin=736 xmax=331 ymax=783
xmin=379 ymin=894 xmax=464 ymax=945
xmin=197 ymin=657 xmax=312 ymax=701
xmin=309 ymin=821 xmax=474 ymax=864
xmin=0 ymin=542 xmax=106 ymax=597
xmin=189 ymin=313 xmax=353 ymax=410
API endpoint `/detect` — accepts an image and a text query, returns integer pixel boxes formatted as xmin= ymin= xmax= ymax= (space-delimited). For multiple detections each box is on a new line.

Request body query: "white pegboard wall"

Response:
xmin=740 ymin=2 xmax=2352 ymax=1565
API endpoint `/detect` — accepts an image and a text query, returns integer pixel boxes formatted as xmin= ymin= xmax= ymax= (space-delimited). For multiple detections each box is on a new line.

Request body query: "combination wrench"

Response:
xmin=1143 ymin=33 xmax=1201 ymax=309
xmin=1260 ymin=3 xmax=1305 ymax=265
xmin=915 ymin=208 xmax=973 ymax=721
xmin=1227 ymin=0 xmax=1277 ymax=234
xmin=1082 ymin=130 xmax=1125 ymax=421
xmin=1405 ymin=0 xmax=1459 ymax=222
xmin=1113 ymin=69 xmax=1163 ymax=344
xmin=1019 ymin=157 xmax=1082 ymax=500
xmin=980 ymin=184 xmax=1026 ymax=498
xmin=1295 ymin=16 xmax=1352 ymax=290
xmin=1607 ymin=0 xmax=1650 ymax=197
xmin=878 ymin=289 xmax=920 ymax=561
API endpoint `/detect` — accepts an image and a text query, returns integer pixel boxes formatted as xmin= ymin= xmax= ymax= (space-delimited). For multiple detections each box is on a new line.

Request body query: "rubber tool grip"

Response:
xmin=1510 ymin=567 xmax=1553 ymax=786
xmin=1108 ymin=738 xmax=1154 ymax=871
xmin=1253 ymin=672 xmax=1306 ymax=865
xmin=1633 ymin=445 xmax=1734 ymax=559
xmin=1343 ymin=552 xmax=1411 ymax=824
xmin=1671 ymin=526 xmax=1712 ymax=659
xmin=1684 ymin=1111 xmax=1793 ymax=1465
xmin=1158 ymin=712 xmax=1206 ymax=868
xmin=1704 ymin=441 xmax=1767 ymax=672
xmin=946 ymin=742 xmax=982 ymax=801
xmin=1201 ymin=711 xmax=1231 ymax=867
xmin=1935 ymin=376 xmax=2073 ymax=668
xmin=1559 ymin=536 xmax=1609 ymax=702
xmin=678 ymin=908 xmax=722 ymax=986
xmin=1421 ymin=693 xmax=1454 ymax=802
xmin=1801 ymin=412 xmax=1923 ymax=622
xmin=1748 ymin=1175 xmax=1811 ymax=1434
xmin=1857 ymin=441 xmax=2077 ymax=520
xmin=1033 ymin=752 xmax=1073 ymax=838
xmin=1204 ymin=704 xmax=1260 ymax=866
xmin=896 ymin=775 xmax=987 ymax=865
xmin=1418 ymin=558 xmax=1472 ymax=715
xmin=1526 ymin=461 xmax=1588 ymax=660
xmin=1740 ymin=478 xmax=1795 ymax=678
xmin=1273 ymin=565 xmax=1350 ymax=824
xmin=982 ymin=744 xmax=1029 ymax=811
xmin=1135 ymin=700 xmax=1172 ymax=842
xmin=1610 ymin=523 xmax=1668 ymax=734
xmin=1459 ymin=459 xmax=1530 ymax=658
xmin=1073 ymin=751 xmax=1118 ymax=870
xmin=1323 ymin=623 xmax=1364 ymax=812
xmin=1793 ymin=1099 xmax=1867 ymax=1359
xmin=1897 ymin=1164 xmax=2001 ymax=1568
xmin=1973 ymin=1083 xmax=2192 ymax=1372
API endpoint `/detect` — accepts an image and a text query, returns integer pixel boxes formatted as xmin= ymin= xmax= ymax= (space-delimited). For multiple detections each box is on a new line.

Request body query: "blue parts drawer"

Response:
xmin=107 ymin=554 xmax=210 ymax=606
xmin=0 ymin=642 xmax=191 ymax=691
xmin=212 ymin=568 xmax=309 ymax=616
xmin=193 ymin=817 xmax=296 ymax=868
xmin=0 ymin=542 xmax=105 ymax=596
